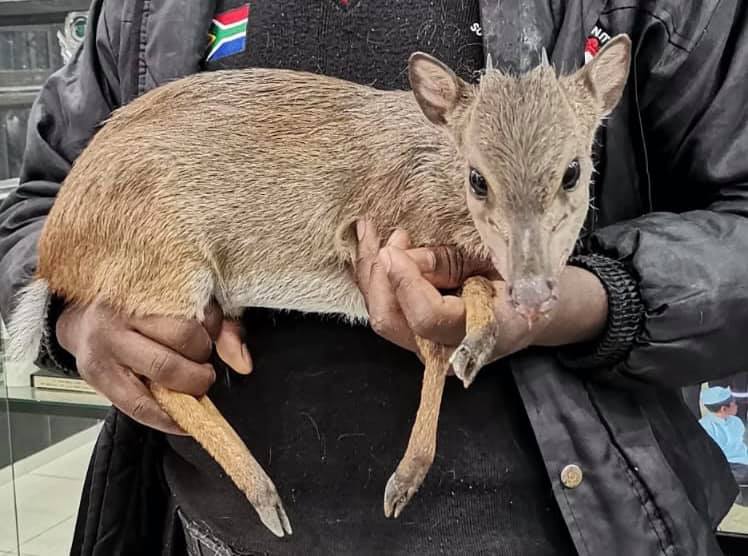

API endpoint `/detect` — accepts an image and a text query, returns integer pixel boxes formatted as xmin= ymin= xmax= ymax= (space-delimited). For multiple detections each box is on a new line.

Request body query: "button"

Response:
xmin=560 ymin=464 xmax=583 ymax=489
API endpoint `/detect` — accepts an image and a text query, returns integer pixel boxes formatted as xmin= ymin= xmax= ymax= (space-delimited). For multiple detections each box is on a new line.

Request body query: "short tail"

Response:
xmin=5 ymin=279 xmax=51 ymax=363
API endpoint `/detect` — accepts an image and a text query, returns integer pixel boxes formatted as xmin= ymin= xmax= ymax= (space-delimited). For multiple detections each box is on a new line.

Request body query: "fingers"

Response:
xmin=380 ymin=246 xmax=466 ymax=346
xmin=355 ymin=220 xmax=418 ymax=352
xmin=57 ymin=300 xmax=225 ymax=435
xmin=406 ymin=247 xmax=496 ymax=289
xmin=130 ymin=313 xmax=214 ymax=364
xmin=55 ymin=303 xmax=86 ymax=355
xmin=368 ymin=229 xmax=418 ymax=351
xmin=216 ymin=319 xmax=253 ymax=374
xmin=133 ymin=305 xmax=252 ymax=376
xmin=79 ymin=359 xmax=185 ymax=436
xmin=110 ymin=330 xmax=216 ymax=396
xmin=201 ymin=302 xmax=224 ymax=341
xmin=354 ymin=219 xmax=476 ymax=351
xmin=354 ymin=219 xmax=381 ymax=300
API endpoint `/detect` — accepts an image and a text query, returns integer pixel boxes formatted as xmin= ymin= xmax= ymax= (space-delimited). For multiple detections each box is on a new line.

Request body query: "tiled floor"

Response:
xmin=720 ymin=502 xmax=748 ymax=536
xmin=0 ymin=434 xmax=97 ymax=556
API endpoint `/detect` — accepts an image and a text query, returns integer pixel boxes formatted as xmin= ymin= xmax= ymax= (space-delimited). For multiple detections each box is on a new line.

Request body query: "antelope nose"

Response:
xmin=508 ymin=277 xmax=559 ymax=323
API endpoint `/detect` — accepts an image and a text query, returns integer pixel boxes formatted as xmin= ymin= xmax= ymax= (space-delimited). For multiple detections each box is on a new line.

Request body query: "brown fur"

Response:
xmin=26 ymin=36 xmax=631 ymax=537
xmin=38 ymin=70 xmax=481 ymax=319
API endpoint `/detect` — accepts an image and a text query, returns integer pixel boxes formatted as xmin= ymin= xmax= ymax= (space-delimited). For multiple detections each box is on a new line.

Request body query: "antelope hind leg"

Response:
xmin=384 ymin=337 xmax=450 ymax=519
xmin=449 ymin=276 xmax=498 ymax=388
xmin=150 ymin=383 xmax=292 ymax=537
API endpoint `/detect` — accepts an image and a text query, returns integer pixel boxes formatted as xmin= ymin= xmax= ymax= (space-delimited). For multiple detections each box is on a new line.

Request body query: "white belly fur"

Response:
xmin=217 ymin=268 xmax=369 ymax=323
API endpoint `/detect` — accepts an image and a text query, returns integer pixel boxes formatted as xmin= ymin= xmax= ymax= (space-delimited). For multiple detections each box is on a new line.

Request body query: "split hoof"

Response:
xmin=449 ymin=325 xmax=497 ymax=388
xmin=251 ymin=484 xmax=293 ymax=537
xmin=383 ymin=462 xmax=430 ymax=519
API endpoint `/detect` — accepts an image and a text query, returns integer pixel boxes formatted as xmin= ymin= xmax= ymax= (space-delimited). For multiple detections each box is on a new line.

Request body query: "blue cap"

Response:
xmin=701 ymin=386 xmax=733 ymax=405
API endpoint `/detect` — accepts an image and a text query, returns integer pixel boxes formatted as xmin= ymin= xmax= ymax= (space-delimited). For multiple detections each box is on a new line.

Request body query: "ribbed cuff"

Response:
xmin=35 ymin=294 xmax=78 ymax=376
xmin=558 ymin=253 xmax=644 ymax=369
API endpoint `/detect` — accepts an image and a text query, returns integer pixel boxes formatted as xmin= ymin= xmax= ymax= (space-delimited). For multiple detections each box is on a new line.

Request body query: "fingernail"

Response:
xmin=380 ymin=249 xmax=393 ymax=273
xmin=386 ymin=228 xmax=404 ymax=247
xmin=241 ymin=344 xmax=253 ymax=374
xmin=426 ymin=250 xmax=438 ymax=272
xmin=356 ymin=220 xmax=366 ymax=241
xmin=168 ymin=424 xmax=188 ymax=436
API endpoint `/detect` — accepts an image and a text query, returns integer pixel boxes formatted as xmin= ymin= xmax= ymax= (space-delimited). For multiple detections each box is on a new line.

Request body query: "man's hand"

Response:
xmin=56 ymin=300 xmax=252 ymax=434
xmin=354 ymin=219 xmax=608 ymax=362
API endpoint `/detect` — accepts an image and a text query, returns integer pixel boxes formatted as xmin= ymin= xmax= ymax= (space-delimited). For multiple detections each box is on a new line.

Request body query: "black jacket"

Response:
xmin=1 ymin=1 xmax=747 ymax=555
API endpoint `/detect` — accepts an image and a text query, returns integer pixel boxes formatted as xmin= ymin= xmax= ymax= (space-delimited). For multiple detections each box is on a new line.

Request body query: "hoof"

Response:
xmin=251 ymin=484 xmax=293 ymax=537
xmin=449 ymin=326 xmax=497 ymax=388
xmin=383 ymin=462 xmax=429 ymax=519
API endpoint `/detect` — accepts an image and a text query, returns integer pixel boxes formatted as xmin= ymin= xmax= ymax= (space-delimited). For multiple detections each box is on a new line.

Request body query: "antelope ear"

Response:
xmin=408 ymin=52 xmax=470 ymax=126
xmin=577 ymin=34 xmax=632 ymax=115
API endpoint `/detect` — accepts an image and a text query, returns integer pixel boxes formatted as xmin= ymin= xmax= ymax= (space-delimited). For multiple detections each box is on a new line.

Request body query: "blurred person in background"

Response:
xmin=700 ymin=387 xmax=748 ymax=485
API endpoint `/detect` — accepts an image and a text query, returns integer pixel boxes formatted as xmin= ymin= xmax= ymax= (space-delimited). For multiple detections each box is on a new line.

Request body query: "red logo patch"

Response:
xmin=585 ymin=37 xmax=600 ymax=58
xmin=584 ymin=23 xmax=612 ymax=64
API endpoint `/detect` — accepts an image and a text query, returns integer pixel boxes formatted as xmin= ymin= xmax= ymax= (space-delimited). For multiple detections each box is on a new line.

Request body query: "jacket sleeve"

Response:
xmin=0 ymin=0 xmax=122 ymax=372
xmin=562 ymin=2 xmax=748 ymax=389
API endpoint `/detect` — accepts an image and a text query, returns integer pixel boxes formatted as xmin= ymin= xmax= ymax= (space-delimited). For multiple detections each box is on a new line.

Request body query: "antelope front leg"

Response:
xmin=384 ymin=337 xmax=450 ymax=519
xmin=449 ymin=276 xmax=498 ymax=388
xmin=384 ymin=277 xmax=497 ymax=518
xmin=150 ymin=383 xmax=292 ymax=537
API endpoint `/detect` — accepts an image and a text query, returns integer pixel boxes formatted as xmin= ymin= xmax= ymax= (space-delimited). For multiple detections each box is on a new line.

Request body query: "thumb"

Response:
xmin=215 ymin=319 xmax=253 ymax=375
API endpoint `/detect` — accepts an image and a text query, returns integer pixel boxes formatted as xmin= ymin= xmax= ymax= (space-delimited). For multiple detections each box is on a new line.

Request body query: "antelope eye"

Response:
xmin=562 ymin=159 xmax=580 ymax=191
xmin=469 ymin=168 xmax=488 ymax=199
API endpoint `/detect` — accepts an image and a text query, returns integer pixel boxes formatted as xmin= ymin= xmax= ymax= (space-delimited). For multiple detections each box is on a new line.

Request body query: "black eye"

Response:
xmin=562 ymin=159 xmax=580 ymax=191
xmin=469 ymin=168 xmax=488 ymax=199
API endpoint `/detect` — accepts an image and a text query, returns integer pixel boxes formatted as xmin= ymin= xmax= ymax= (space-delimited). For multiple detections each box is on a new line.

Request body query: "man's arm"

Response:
xmin=560 ymin=1 xmax=748 ymax=389
xmin=0 ymin=0 xmax=122 ymax=372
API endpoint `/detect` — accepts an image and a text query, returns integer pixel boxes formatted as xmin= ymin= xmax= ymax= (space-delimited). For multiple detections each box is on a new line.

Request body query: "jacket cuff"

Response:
xmin=557 ymin=253 xmax=644 ymax=369
xmin=35 ymin=294 xmax=78 ymax=376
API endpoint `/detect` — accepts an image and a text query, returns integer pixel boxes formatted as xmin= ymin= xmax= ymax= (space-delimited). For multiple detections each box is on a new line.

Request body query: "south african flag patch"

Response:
xmin=206 ymin=4 xmax=249 ymax=62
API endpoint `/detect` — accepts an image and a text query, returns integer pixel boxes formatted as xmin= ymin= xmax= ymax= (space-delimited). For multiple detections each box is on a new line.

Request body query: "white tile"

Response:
xmin=0 ymin=483 xmax=20 ymax=553
xmin=0 ymin=433 xmax=93 ymax=554
xmin=16 ymin=511 xmax=67 ymax=545
xmin=2 ymin=500 xmax=57 ymax=547
xmin=30 ymin=442 xmax=95 ymax=481
xmin=0 ymin=523 xmax=19 ymax=552
xmin=14 ymin=474 xmax=83 ymax=517
xmin=22 ymin=517 xmax=75 ymax=556
xmin=10 ymin=475 xmax=82 ymax=544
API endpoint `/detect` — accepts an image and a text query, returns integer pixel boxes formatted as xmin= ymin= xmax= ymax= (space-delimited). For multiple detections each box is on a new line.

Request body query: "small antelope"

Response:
xmin=7 ymin=35 xmax=631 ymax=537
